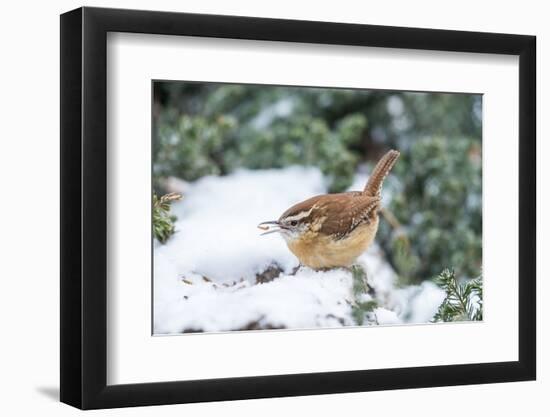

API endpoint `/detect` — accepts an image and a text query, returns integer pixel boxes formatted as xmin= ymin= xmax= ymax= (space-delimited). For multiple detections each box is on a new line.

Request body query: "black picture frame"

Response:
xmin=60 ymin=6 xmax=536 ymax=410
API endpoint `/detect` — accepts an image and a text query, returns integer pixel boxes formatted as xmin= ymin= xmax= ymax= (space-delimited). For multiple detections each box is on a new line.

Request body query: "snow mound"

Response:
xmin=154 ymin=167 xmax=444 ymax=334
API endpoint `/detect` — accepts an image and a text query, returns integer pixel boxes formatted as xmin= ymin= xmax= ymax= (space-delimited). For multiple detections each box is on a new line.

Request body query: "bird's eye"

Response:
xmin=290 ymin=220 xmax=298 ymax=227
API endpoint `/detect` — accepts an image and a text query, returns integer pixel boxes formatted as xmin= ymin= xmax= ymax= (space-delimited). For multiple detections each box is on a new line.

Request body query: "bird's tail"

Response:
xmin=363 ymin=149 xmax=400 ymax=197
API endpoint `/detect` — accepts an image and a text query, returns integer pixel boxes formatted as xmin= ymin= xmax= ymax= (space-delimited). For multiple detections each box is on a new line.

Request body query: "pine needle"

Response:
xmin=432 ymin=269 xmax=483 ymax=322
xmin=153 ymin=192 xmax=182 ymax=243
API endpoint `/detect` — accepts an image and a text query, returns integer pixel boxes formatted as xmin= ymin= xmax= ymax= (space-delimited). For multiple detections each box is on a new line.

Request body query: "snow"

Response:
xmin=372 ymin=308 xmax=401 ymax=325
xmin=154 ymin=166 xmax=445 ymax=334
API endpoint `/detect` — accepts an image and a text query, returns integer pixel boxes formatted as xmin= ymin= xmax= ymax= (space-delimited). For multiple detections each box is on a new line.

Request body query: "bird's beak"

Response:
xmin=257 ymin=220 xmax=284 ymax=236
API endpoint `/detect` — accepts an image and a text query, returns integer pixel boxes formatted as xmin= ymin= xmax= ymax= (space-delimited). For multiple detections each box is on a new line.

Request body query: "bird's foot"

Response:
xmin=289 ymin=264 xmax=302 ymax=276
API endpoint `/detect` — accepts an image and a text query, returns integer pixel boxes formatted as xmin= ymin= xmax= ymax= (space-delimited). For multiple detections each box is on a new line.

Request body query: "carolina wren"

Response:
xmin=259 ymin=150 xmax=400 ymax=270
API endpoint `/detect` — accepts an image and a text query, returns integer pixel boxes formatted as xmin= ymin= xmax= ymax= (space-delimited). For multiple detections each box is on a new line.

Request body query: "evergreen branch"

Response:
xmin=153 ymin=192 xmax=182 ymax=243
xmin=432 ymin=269 xmax=483 ymax=322
xmin=350 ymin=264 xmax=378 ymax=326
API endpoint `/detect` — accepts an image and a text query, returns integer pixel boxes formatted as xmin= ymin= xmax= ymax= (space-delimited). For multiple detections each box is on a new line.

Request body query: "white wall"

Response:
xmin=0 ymin=0 xmax=545 ymax=415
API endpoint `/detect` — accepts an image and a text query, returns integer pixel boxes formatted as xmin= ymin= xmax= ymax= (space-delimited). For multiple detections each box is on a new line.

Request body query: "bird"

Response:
xmin=258 ymin=149 xmax=400 ymax=270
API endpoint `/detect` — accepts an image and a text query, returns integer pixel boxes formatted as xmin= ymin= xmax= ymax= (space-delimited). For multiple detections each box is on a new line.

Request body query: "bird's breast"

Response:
xmin=286 ymin=216 xmax=379 ymax=270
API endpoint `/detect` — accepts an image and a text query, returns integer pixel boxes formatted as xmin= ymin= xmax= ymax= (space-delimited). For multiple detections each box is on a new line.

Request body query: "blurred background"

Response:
xmin=153 ymin=81 xmax=482 ymax=285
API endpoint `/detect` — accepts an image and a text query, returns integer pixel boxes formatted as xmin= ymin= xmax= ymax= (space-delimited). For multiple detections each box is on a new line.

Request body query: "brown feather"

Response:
xmin=316 ymin=193 xmax=380 ymax=239
xmin=280 ymin=192 xmax=380 ymax=239
xmin=363 ymin=149 xmax=400 ymax=197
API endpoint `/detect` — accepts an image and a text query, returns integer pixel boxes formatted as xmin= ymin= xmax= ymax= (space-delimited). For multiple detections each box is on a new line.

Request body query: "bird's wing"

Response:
xmin=318 ymin=193 xmax=380 ymax=239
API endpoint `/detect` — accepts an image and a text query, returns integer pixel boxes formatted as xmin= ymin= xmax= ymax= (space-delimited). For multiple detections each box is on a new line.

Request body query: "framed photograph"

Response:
xmin=60 ymin=6 xmax=536 ymax=409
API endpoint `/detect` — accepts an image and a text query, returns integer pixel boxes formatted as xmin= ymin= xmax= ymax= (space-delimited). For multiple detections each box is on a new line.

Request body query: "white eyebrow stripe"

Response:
xmin=284 ymin=207 xmax=314 ymax=222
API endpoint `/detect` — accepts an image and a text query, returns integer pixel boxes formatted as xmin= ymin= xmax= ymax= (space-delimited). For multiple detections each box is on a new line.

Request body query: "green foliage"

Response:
xmin=377 ymin=136 xmax=482 ymax=282
xmin=154 ymin=85 xmax=368 ymax=192
xmin=153 ymin=192 xmax=181 ymax=244
xmin=432 ymin=269 xmax=483 ymax=322
xmin=228 ymin=114 xmax=363 ymax=192
xmin=155 ymin=115 xmax=236 ymax=181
